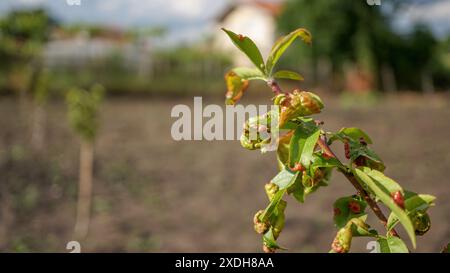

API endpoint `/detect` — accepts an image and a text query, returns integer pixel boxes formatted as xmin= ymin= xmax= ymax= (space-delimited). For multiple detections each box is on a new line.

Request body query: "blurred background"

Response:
xmin=0 ymin=0 xmax=449 ymax=252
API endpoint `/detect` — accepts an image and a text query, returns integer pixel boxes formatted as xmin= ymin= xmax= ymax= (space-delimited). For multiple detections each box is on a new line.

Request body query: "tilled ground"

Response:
xmin=0 ymin=93 xmax=449 ymax=252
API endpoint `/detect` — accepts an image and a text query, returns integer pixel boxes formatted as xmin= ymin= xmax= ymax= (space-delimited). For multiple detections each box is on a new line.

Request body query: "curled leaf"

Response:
xmin=331 ymin=226 xmax=353 ymax=253
xmin=278 ymin=90 xmax=324 ymax=127
xmin=225 ymin=71 xmax=249 ymax=105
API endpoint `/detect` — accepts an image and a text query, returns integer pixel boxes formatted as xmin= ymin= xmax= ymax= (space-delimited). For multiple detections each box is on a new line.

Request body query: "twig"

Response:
xmin=317 ymin=136 xmax=400 ymax=238
xmin=267 ymin=80 xmax=283 ymax=95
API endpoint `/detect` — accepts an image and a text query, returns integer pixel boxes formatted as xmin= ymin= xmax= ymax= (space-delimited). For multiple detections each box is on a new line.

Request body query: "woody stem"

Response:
xmin=267 ymin=80 xmax=283 ymax=95
xmin=317 ymin=136 xmax=400 ymax=238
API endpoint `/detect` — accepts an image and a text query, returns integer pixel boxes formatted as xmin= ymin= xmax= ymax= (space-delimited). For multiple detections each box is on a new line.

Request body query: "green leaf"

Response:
xmin=353 ymin=168 xmax=416 ymax=248
xmin=348 ymin=215 xmax=377 ymax=237
xmin=300 ymin=129 xmax=320 ymax=168
xmin=377 ymin=236 xmax=409 ymax=253
xmin=260 ymin=189 xmax=286 ymax=222
xmin=221 ymin=28 xmax=266 ymax=74
xmin=336 ymin=127 xmax=373 ymax=144
xmin=442 ymin=243 xmax=450 ymax=253
xmin=403 ymin=192 xmax=436 ymax=209
xmin=289 ymin=174 xmax=305 ymax=203
xmin=364 ymin=168 xmax=403 ymax=195
xmin=387 ymin=192 xmax=436 ymax=231
xmin=271 ymin=169 xmax=299 ymax=190
xmin=273 ymin=70 xmax=304 ymax=81
xmin=289 ymin=124 xmax=320 ymax=168
xmin=266 ymin=28 xmax=312 ymax=75
xmin=232 ymin=67 xmax=267 ymax=81
xmin=263 ymin=228 xmax=286 ymax=250
xmin=276 ymin=131 xmax=291 ymax=170
xmin=310 ymin=155 xmax=340 ymax=169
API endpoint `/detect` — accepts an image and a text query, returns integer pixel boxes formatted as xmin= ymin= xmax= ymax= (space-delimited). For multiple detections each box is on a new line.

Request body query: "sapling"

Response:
xmin=30 ymin=68 xmax=50 ymax=152
xmin=66 ymin=84 xmax=104 ymax=239
xmin=222 ymin=28 xmax=436 ymax=253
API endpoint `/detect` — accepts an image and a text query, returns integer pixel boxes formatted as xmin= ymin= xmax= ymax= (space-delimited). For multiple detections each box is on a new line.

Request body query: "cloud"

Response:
xmin=397 ymin=0 xmax=450 ymax=36
xmin=93 ymin=0 xmax=226 ymax=25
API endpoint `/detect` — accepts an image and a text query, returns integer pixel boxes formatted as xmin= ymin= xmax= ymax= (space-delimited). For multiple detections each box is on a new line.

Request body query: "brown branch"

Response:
xmin=267 ymin=80 xmax=283 ymax=95
xmin=317 ymin=136 xmax=400 ymax=238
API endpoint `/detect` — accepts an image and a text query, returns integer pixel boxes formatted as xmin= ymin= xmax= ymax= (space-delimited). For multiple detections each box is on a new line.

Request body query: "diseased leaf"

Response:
xmin=221 ymin=28 xmax=266 ymax=73
xmin=276 ymin=130 xmax=293 ymax=170
xmin=273 ymin=70 xmax=304 ymax=81
xmin=348 ymin=141 xmax=385 ymax=171
xmin=387 ymin=192 xmax=436 ymax=231
xmin=266 ymin=28 xmax=312 ymax=74
xmin=333 ymin=195 xmax=367 ymax=228
xmin=224 ymin=70 xmax=249 ymax=105
xmin=348 ymin=215 xmax=377 ymax=237
xmin=337 ymin=127 xmax=373 ymax=144
xmin=353 ymin=168 xmax=416 ymax=248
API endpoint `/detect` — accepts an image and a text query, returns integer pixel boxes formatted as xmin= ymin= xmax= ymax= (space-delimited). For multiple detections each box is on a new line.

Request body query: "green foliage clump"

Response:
xmin=222 ymin=28 xmax=436 ymax=253
xmin=66 ymin=84 xmax=104 ymax=141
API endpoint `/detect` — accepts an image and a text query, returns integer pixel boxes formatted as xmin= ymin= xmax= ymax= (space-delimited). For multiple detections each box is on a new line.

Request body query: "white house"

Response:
xmin=214 ymin=0 xmax=282 ymax=67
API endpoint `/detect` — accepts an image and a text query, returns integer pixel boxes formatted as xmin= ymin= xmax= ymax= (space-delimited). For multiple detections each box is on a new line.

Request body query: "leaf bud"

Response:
xmin=412 ymin=211 xmax=431 ymax=236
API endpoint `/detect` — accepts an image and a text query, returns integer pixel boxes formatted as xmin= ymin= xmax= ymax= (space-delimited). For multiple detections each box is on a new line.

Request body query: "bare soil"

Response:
xmin=0 ymin=92 xmax=449 ymax=252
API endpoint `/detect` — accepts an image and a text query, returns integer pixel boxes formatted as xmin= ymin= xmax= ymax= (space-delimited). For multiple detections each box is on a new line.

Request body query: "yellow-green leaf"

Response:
xmin=232 ymin=67 xmax=266 ymax=81
xmin=377 ymin=236 xmax=409 ymax=253
xmin=224 ymin=70 xmax=249 ymax=105
xmin=266 ymin=28 xmax=312 ymax=75
xmin=273 ymin=70 xmax=304 ymax=81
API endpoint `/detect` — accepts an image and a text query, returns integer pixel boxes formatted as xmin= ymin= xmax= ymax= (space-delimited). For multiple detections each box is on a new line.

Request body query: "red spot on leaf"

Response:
xmin=290 ymin=163 xmax=304 ymax=172
xmin=392 ymin=191 xmax=405 ymax=209
xmin=348 ymin=201 xmax=361 ymax=214
xmin=344 ymin=142 xmax=351 ymax=159
xmin=333 ymin=207 xmax=341 ymax=216
xmin=354 ymin=156 xmax=366 ymax=167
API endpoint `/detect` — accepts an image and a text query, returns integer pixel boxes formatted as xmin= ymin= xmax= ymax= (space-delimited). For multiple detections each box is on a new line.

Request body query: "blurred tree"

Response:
xmin=0 ymin=9 xmax=55 ymax=87
xmin=0 ymin=9 xmax=56 ymax=142
xmin=277 ymin=0 xmax=387 ymax=89
xmin=30 ymin=68 xmax=51 ymax=152
xmin=277 ymin=0 xmax=447 ymax=93
xmin=66 ymin=84 xmax=104 ymax=239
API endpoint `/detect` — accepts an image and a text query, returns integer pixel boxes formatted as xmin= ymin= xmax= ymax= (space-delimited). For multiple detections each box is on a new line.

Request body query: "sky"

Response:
xmin=0 ymin=0 xmax=449 ymax=44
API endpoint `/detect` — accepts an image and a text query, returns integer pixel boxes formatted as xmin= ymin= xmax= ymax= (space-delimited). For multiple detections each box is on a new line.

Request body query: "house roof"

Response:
xmin=217 ymin=0 xmax=283 ymax=22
